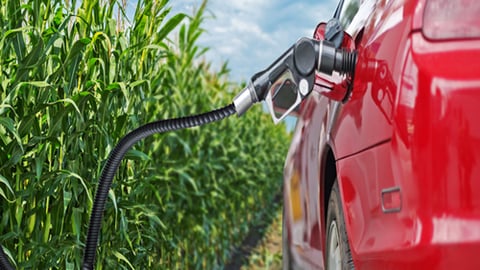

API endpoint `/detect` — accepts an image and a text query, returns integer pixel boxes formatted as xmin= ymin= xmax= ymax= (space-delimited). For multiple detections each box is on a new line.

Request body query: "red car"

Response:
xmin=282 ymin=0 xmax=480 ymax=269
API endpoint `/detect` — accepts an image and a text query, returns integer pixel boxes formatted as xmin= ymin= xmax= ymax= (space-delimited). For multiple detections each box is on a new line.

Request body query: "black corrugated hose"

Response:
xmin=0 ymin=245 xmax=14 ymax=270
xmin=0 ymin=104 xmax=236 ymax=270
xmin=82 ymin=104 xmax=236 ymax=270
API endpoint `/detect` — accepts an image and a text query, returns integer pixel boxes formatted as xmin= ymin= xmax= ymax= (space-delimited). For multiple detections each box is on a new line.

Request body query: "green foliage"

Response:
xmin=0 ymin=0 xmax=291 ymax=269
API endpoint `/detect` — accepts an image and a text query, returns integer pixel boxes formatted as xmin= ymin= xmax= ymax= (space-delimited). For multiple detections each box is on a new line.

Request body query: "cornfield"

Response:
xmin=0 ymin=0 xmax=290 ymax=269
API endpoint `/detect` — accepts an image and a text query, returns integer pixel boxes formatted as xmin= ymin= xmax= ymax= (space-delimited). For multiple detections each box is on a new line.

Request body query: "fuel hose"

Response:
xmin=82 ymin=104 xmax=236 ymax=270
xmin=0 ymin=245 xmax=13 ymax=270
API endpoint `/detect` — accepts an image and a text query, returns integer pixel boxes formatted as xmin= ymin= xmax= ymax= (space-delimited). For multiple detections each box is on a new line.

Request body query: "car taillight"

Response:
xmin=423 ymin=0 xmax=480 ymax=40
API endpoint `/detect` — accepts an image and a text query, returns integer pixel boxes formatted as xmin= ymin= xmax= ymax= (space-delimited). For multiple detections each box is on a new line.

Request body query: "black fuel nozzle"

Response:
xmin=317 ymin=39 xmax=357 ymax=76
xmin=233 ymin=37 xmax=357 ymax=122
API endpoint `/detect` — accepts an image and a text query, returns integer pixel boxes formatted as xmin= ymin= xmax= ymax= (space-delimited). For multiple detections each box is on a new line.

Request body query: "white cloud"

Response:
xmin=172 ymin=0 xmax=338 ymax=82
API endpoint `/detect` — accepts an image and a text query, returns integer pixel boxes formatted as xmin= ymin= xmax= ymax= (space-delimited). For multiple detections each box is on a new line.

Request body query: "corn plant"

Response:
xmin=0 ymin=0 xmax=291 ymax=269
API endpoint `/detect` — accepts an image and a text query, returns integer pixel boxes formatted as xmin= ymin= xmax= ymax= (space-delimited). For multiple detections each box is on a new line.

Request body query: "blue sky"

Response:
xmin=169 ymin=0 xmax=338 ymax=82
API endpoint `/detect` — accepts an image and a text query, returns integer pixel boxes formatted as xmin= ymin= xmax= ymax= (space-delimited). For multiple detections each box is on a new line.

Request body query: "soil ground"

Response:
xmin=240 ymin=210 xmax=283 ymax=270
xmin=225 ymin=194 xmax=283 ymax=270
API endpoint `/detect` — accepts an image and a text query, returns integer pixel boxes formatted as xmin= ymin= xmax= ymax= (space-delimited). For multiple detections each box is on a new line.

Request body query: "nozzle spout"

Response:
xmin=317 ymin=40 xmax=357 ymax=77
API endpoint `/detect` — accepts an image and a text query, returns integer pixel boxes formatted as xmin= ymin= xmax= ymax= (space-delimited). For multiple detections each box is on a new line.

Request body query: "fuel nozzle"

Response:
xmin=233 ymin=37 xmax=356 ymax=123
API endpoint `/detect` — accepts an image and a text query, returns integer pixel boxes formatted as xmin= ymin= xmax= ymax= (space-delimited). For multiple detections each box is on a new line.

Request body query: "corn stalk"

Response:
xmin=0 ymin=0 xmax=290 ymax=269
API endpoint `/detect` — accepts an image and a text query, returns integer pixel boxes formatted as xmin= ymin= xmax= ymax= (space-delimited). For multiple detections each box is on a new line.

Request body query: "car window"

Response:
xmin=339 ymin=0 xmax=360 ymax=29
xmin=339 ymin=0 xmax=377 ymax=37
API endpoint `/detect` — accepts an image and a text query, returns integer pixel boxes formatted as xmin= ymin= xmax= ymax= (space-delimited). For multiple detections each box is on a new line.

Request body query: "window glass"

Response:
xmin=339 ymin=0 xmax=360 ymax=28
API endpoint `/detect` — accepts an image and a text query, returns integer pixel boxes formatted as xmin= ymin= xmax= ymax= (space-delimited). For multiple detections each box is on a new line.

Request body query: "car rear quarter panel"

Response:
xmin=334 ymin=0 xmax=480 ymax=269
xmin=332 ymin=0 xmax=415 ymax=266
xmin=332 ymin=0 xmax=416 ymax=158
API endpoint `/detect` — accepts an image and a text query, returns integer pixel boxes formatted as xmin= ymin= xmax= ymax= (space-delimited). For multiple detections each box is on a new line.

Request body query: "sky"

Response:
xmin=169 ymin=0 xmax=338 ymax=82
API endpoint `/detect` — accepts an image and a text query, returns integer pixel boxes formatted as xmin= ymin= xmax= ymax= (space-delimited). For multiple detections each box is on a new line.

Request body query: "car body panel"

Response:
xmin=283 ymin=0 xmax=480 ymax=269
xmin=338 ymin=33 xmax=480 ymax=269
xmin=332 ymin=0 xmax=413 ymax=159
